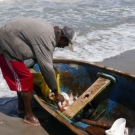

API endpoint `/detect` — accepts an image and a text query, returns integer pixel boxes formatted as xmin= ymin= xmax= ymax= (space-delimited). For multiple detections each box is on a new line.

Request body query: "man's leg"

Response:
xmin=17 ymin=92 xmax=25 ymax=114
xmin=22 ymin=91 xmax=40 ymax=126
xmin=17 ymin=90 xmax=40 ymax=126
xmin=22 ymin=91 xmax=33 ymax=117
xmin=0 ymin=55 xmax=40 ymax=126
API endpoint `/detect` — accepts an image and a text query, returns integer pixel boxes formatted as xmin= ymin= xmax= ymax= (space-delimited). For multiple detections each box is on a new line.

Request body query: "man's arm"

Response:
xmin=38 ymin=59 xmax=64 ymax=102
xmin=34 ymin=45 xmax=64 ymax=102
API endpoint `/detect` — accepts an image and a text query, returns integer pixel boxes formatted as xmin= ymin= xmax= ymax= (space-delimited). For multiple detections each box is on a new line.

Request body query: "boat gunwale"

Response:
xmin=53 ymin=58 xmax=135 ymax=79
xmin=33 ymin=93 xmax=86 ymax=135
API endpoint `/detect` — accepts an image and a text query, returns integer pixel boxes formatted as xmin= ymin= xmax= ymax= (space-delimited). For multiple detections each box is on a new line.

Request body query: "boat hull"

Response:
xmin=31 ymin=59 xmax=135 ymax=134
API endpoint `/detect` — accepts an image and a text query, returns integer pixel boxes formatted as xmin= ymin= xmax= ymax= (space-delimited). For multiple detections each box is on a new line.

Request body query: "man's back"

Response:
xmin=0 ymin=17 xmax=56 ymax=61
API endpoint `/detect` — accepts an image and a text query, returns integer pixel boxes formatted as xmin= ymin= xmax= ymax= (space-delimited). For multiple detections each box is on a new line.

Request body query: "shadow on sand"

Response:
xmin=0 ymin=96 xmax=75 ymax=135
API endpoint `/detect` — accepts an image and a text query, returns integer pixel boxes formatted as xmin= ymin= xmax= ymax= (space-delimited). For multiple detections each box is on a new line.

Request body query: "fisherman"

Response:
xmin=0 ymin=17 xmax=77 ymax=126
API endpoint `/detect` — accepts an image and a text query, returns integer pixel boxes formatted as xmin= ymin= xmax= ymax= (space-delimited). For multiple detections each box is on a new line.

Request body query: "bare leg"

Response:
xmin=22 ymin=91 xmax=40 ymax=126
xmin=21 ymin=91 xmax=33 ymax=117
xmin=17 ymin=92 xmax=25 ymax=113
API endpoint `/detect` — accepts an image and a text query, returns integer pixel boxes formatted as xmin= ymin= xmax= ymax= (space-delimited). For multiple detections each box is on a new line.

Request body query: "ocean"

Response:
xmin=0 ymin=0 xmax=135 ymax=103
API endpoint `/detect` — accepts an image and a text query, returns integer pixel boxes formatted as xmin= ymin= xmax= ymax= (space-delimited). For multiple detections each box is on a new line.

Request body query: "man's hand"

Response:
xmin=55 ymin=93 xmax=64 ymax=103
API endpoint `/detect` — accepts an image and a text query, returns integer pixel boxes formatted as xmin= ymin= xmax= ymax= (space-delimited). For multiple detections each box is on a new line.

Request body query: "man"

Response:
xmin=0 ymin=17 xmax=77 ymax=126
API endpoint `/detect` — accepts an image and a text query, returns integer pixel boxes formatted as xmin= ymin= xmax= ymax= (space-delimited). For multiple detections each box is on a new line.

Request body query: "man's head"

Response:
xmin=56 ymin=26 xmax=77 ymax=51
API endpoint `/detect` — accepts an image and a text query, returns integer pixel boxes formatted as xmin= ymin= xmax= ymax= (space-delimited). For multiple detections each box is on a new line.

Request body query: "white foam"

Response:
xmin=54 ymin=23 xmax=135 ymax=62
xmin=0 ymin=69 xmax=16 ymax=99
xmin=0 ymin=0 xmax=15 ymax=2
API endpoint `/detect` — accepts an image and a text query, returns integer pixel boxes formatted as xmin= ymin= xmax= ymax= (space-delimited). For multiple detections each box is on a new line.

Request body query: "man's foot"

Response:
xmin=24 ymin=116 xmax=41 ymax=126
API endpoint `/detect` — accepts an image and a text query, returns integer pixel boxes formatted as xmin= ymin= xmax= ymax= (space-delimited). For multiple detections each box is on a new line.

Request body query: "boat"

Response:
xmin=27 ymin=59 xmax=135 ymax=135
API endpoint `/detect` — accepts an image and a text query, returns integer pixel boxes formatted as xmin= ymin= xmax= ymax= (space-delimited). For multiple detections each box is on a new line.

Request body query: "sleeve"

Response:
xmin=34 ymin=45 xmax=58 ymax=93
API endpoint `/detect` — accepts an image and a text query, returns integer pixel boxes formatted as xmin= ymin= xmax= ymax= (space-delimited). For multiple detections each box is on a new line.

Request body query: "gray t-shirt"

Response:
xmin=0 ymin=17 xmax=58 ymax=91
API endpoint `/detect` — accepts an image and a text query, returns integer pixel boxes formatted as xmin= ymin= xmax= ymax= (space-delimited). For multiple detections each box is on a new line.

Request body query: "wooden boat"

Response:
xmin=28 ymin=59 xmax=135 ymax=135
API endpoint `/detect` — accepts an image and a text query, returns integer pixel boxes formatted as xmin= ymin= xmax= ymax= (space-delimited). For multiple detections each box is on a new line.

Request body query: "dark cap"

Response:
xmin=62 ymin=26 xmax=77 ymax=51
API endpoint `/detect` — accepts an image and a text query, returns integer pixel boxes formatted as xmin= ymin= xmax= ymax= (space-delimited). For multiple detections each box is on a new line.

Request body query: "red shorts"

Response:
xmin=0 ymin=54 xmax=33 ymax=92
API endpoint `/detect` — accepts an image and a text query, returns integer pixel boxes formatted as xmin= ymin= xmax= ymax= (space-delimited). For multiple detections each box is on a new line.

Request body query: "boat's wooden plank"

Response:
xmin=63 ymin=77 xmax=111 ymax=119
xmin=85 ymin=126 xmax=105 ymax=135
xmin=81 ymin=119 xmax=111 ymax=129
xmin=33 ymin=93 xmax=85 ymax=135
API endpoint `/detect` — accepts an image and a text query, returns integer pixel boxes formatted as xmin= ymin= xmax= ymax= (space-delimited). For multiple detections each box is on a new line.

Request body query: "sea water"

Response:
xmin=0 ymin=0 xmax=135 ymax=102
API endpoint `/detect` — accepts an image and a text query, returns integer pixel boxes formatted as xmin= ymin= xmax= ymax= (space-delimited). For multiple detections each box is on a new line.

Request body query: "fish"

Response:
xmin=48 ymin=90 xmax=78 ymax=112
xmin=58 ymin=92 xmax=77 ymax=112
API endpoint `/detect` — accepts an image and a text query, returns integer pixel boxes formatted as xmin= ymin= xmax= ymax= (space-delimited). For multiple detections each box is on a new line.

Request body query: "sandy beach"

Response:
xmin=98 ymin=49 xmax=135 ymax=75
xmin=0 ymin=50 xmax=135 ymax=135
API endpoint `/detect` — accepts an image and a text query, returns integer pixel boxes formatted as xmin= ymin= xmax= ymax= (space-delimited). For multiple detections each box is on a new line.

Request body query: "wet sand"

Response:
xmin=98 ymin=49 xmax=135 ymax=75
xmin=0 ymin=49 xmax=135 ymax=135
